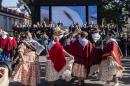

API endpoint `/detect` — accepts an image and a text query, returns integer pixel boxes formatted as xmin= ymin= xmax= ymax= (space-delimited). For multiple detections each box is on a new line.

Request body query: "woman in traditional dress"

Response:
xmin=11 ymin=32 xmax=40 ymax=86
xmin=72 ymin=32 xmax=93 ymax=86
xmin=45 ymin=34 xmax=74 ymax=86
xmin=89 ymin=29 xmax=102 ymax=76
xmin=98 ymin=33 xmax=124 ymax=86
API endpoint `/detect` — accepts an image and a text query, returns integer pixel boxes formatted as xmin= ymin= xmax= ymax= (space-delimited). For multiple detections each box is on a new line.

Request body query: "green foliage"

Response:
xmin=0 ymin=0 xmax=2 ymax=8
xmin=102 ymin=0 xmax=130 ymax=26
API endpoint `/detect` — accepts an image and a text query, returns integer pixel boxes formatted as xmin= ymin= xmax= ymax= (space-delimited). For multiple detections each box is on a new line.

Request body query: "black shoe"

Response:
xmin=81 ymin=80 xmax=85 ymax=86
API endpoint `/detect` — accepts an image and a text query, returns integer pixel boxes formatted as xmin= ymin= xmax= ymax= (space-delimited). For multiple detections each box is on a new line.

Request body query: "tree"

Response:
xmin=17 ymin=0 xmax=33 ymax=16
xmin=0 ymin=0 xmax=2 ymax=8
xmin=102 ymin=0 xmax=130 ymax=26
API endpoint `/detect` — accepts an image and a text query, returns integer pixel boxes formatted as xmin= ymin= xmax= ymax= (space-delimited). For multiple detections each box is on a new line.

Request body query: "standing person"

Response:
xmin=118 ymin=33 xmax=127 ymax=56
xmin=127 ymin=34 xmax=130 ymax=56
xmin=11 ymin=32 xmax=40 ymax=86
xmin=9 ymin=32 xmax=17 ymax=58
xmin=72 ymin=32 xmax=93 ymax=86
xmin=0 ymin=31 xmax=12 ymax=86
xmin=64 ymin=33 xmax=81 ymax=55
xmin=89 ymin=29 xmax=102 ymax=76
xmin=9 ymin=32 xmax=18 ymax=71
xmin=74 ymin=24 xmax=81 ymax=33
xmin=0 ymin=31 xmax=12 ymax=60
xmin=45 ymin=34 xmax=73 ymax=86
xmin=98 ymin=33 xmax=124 ymax=86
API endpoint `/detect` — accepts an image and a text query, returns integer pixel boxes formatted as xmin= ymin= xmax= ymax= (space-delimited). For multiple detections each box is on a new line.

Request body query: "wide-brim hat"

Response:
xmin=58 ymin=30 xmax=65 ymax=35
xmin=64 ymin=29 xmax=69 ymax=34
xmin=55 ymin=26 xmax=61 ymax=32
xmin=54 ymin=29 xmax=65 ymax=36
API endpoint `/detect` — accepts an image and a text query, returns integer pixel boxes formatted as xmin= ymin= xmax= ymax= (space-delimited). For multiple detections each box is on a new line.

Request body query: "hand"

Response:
xmin=67 ymin=55 xmax=74 ymax=61
xmin=70 ymin=55 xmax=74 ymax=59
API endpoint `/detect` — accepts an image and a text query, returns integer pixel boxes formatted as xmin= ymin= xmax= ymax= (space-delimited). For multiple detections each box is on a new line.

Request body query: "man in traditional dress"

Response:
xmin=0 ymin=31 xmax=12 ymax=86
xmin=71 ymin=32 xmax=93 ymax=86
xmin=98 ymin=33 xmax=124 ymax=86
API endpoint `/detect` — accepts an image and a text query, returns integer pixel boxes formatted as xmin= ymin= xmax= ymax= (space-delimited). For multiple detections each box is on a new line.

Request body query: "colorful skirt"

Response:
xmin=72 ymin=63 xmax=87 ymax=78
xmin=45 ymin=60 xmax=66 ymax=81
xmin=12 ymin=62 xmax=40 ymax=86
xmin=89 ymin=64 xmax=100 ymax=76
xmin=45 ymin=57 xmax=74 ymax=82
xmin=98 ymin=56 xmax=124 ymax=82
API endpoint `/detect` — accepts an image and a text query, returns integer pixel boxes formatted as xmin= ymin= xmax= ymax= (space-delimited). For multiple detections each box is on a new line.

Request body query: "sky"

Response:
xmin=40 ymin=6 xmax=97 ymax=25
xmin=88 ymin=6 xmax=97 ymax=24
xmin=2 ymin=0 xmax=18 ymax=7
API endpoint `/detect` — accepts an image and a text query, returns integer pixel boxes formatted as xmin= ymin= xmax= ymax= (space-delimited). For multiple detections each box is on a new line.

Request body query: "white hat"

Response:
xmin=1 ymin=31 xmax=8 ymax=35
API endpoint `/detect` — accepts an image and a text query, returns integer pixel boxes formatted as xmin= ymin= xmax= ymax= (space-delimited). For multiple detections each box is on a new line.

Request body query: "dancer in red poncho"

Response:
xmin=71 ymin=32 xmax=93 ymax=86
xmin=89 ymin=29 xmax=102 ymax=76
xmin=98 ymin=33 xmax=124 ymax=86
xmin=45 ymin=34 xmax=73 ymax=86
xmin=0 ymin=31 xmax=12 ymax=56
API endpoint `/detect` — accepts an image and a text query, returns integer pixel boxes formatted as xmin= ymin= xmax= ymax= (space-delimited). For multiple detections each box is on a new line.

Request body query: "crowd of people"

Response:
xmin=0 ymin=21 xmax=128 ymax=86
xmin=12 ymin=22 xmax=130 ymax=56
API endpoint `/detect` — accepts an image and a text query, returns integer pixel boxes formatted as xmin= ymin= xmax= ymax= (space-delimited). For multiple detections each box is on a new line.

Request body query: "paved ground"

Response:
xmin=39 ymin=56 xmax=130 ymax=86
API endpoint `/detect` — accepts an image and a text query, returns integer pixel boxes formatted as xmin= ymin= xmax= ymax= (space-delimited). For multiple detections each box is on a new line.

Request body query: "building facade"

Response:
xmin=0 ymin=7 xmax=31 ymax=32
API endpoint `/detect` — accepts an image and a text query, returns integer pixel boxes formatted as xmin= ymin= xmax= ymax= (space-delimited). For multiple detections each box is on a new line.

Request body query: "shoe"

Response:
xmin=81 ymin=80 xmax=85 ymax=86
xmin=113 ymin=83 xmax=119 ymax=86
xmin=78 ymin=81 xmax=81 ymax=86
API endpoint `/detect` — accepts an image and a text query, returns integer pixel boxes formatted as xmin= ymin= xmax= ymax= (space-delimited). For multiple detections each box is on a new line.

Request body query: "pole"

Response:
xmin=125 ymin=26 xmax=128 ymax=57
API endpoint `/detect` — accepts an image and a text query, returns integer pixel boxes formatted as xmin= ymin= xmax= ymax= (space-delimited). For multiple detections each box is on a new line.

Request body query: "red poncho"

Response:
xmin=0 ymin=36 xmax=12 ymax=56
xmin=103 ymin=40 xmax=123 ymax=65
xmin=10 ymin=38 xmax=17 ymax=49
xmin=48 ymin=42 xmax=66 ymax=72
xmin=0 ymin=36 xmax=12 ymax=51
xmin=70 ymin=39 xmax=93 ymax=74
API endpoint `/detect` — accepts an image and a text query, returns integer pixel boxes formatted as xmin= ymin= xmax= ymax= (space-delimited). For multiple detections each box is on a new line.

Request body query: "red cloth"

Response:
xmin=11 ymin=38 xmax=17 ymax=48
xmin=0 ymin=36 xmax=12 ymax=57
xmin=70 ymin=40 xmax=93 ymax=73
xmin=0 ymin=36 xmax=12 ymax=51
xmin=48 ymin=42 xmax=66 ymax=72
xmin=17 ymin=41 xmax=23 ymax=46
xmin=64 ymin=41 xmax=73 ymax=55
xmin=103 ymin=41 xmax=122 ymax=65
xmin=91 ymin=48 xmax=102 ymax=66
